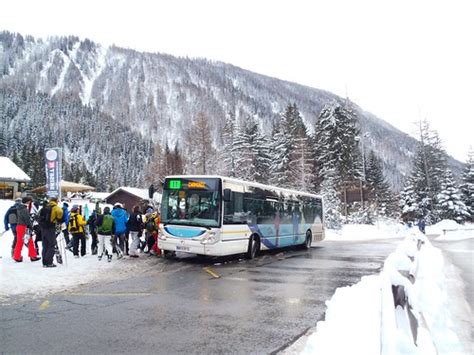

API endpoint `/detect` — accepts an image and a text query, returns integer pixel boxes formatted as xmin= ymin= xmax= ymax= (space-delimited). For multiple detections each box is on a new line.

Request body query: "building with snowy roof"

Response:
xmin=104 ymin=186 xmax=161 ymax=212
xmin=0 ymin=157 xmax=31 ymax=199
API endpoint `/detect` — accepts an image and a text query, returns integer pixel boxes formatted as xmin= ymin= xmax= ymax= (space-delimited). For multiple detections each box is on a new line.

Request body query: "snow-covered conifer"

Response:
xmin=460 ymin=150 xmax=474 ymax=222
xmin=222 ymin=113 xmax=237 ymax=177
xmin=399 ymin=179 xmax=420 ymax=222
xmin=270 ymin=116 xmax=293 ymax=188
xmin=321 ymin=170 xmax=342 ymax=229
xmin=437 ymin=169 xmax=470 ymax=223
xmin=365 ymin=150 xmax=398 ymax=217
xmin=313 ymin=100 xmax=361 ymax=188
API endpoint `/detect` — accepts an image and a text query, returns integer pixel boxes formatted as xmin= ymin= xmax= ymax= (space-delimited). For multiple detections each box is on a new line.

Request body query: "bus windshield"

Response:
xmin=161 ymin=178 xmax=221 ymax=228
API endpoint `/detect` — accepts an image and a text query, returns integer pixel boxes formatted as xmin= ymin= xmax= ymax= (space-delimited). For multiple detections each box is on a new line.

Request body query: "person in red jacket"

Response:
xmin=13 ymin=197 xmax=41 ymax=263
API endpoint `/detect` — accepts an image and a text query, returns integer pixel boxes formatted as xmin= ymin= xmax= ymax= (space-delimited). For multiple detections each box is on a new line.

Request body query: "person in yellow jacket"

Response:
xmin=68 ymin=204 xmax=87 ymax=257
xmin=39 ymin=197 xmax=64 ymax=268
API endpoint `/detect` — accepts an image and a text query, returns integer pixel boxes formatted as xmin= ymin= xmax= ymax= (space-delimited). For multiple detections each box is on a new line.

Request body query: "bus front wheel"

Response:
xmin=246 ymin=235 xmax=260 ymax=259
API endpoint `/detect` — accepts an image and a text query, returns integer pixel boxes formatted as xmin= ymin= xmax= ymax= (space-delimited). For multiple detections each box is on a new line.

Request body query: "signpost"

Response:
xmin=45 ymin=148 xmax=62 ymax=200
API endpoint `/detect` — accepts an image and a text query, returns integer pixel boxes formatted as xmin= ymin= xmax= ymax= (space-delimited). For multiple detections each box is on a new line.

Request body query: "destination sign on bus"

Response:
xmin=188 ymin=181 xmax=206 ymax=189
xmin=166 ymin=179 xmax=210 ymax=190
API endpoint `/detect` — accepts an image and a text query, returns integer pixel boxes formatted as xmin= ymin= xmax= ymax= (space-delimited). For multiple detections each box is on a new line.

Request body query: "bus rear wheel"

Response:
xmin=303 ymin=230 xmax=312 ymax=249
xmin=246 ymin=235 xmax=260 ymax=259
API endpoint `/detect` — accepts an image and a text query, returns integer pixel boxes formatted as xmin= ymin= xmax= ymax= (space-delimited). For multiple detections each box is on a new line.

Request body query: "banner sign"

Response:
xmin=45 ymin=148 xmax=62 ymax=199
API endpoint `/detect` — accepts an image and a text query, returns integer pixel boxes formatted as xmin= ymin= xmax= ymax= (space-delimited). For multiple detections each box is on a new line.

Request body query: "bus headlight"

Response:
xmin=201 ymin=231 xmax=219 ymax=245
xmin=158 ymin=232 xmax=166 ymax=240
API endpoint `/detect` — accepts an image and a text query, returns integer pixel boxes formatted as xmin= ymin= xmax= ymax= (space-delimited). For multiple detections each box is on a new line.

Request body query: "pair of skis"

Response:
xmin=54 ymin=231 xmax=68 ymax=266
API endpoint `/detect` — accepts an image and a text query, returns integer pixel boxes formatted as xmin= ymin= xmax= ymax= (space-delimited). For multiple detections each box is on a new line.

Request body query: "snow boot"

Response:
xmin=107 ymin=255 xmax=112 ymax=262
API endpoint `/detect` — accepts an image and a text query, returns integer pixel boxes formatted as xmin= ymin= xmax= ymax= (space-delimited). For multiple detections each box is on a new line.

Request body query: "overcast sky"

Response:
xmin=1 ymin=0 xmax=473 ymax=161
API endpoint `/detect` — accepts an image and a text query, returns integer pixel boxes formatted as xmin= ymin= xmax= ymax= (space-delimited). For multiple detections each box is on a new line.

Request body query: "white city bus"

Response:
xmin=158 ymin=176 xmax=324 ymax=259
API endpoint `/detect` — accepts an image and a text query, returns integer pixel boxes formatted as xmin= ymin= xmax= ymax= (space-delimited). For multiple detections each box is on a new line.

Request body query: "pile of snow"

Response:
xmin=427 ymin=220 xmax=474 ymax=241
xmin=325 ymin=219 xmax=408 ymax=241
xmin=295 ymin=230 xmax=472 ymax=355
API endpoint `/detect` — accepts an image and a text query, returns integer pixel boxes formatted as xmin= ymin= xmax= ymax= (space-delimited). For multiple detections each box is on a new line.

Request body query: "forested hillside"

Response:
xmin=0 ymin=31 xmax=462 ymax=191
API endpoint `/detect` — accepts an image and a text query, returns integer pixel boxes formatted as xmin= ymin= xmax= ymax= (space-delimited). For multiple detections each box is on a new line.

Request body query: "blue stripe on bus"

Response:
xmin=248 ymin=223 xmax=311 ymax=249
xmin=164 ymin=226 xmax=206 ymax=238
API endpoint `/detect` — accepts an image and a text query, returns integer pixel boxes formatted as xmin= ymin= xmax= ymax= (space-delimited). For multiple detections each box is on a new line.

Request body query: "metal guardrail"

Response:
xmin=382 ymin=233 xmax=438 ymax=354
xmin=442 ymin=228 xmax=474 ymax=235
xmin=390 ymin=237 xmax=423 ymax=346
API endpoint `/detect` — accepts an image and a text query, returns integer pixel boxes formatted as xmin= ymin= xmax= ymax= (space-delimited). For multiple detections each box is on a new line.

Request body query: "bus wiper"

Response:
xmin=164 ymin=219 xmax=182 ymax=226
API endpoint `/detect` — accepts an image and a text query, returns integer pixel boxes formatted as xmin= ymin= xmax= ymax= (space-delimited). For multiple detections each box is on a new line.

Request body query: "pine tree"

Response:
xmin=460 ymin=149 xmax=474 ymax=222
xmin=270 ymin=119 xmax=292 ymax=187
xmin=170 ymin=144 xmax=184 ymax=175
xmin=437 ymin=169 xmax=470 ymax=223
xmin=313 ymin=100 xmax=362 ymax=215
xmin=222 ymin=113 xmax=237 ymax=177
xmin=144 ymin=142 xmax=165 ymax=185
xmin=314 ymin=100 xmax=362 ymax=185
xmin=402 ymin=120 xmax=448 ymax=223
xmin=366 ymin=150 xmax=397 ymax=217
xmin=0 ymin=130 xmax=6 ymax=156
xmin=233 ymin=115 xmax=270 ymax=183
xmin=233 ymin=115 xmax=255 ymax=181
xmin=399 ymin=178 xmax=420 ymax=222
xmin=184 ymin=112 xmax=216 ymax=175
xmin=254 ymin=130 xmax=272 ymax=184
xmin=321 ymin=170 xmax=342 ymax=229
xmin=287 ymin=103 xmax=314 ymax=192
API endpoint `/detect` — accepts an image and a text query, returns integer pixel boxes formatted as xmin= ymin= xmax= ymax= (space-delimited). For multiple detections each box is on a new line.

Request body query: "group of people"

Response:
xmin=3 ymin=197 xmax=162 ymax=268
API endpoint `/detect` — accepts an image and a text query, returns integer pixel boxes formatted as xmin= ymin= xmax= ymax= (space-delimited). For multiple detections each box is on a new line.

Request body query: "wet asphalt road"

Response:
xmin=432 ymin=238 xmax=474 ymax=310
xmin=0 ymin=239 xmax=400 ymax=354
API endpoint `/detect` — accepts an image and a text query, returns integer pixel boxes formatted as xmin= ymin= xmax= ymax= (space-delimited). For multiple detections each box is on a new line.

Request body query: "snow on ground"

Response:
xmin=325 ymin=219 xmax=409 ymax=241
xmin=428 ymin=220 xmax=474 ymax=241
xmin=1 ymin=198 xmax=473 ymax=354
xmin=285 ymin=222 xmax=473 ymax=355
xmin=0 ymin=199 xmax=132 ymax=303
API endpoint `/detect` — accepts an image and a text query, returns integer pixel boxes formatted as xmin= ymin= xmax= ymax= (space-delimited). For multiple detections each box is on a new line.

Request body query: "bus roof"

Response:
xmin=164 ymin=175 xmax=322 ymax=199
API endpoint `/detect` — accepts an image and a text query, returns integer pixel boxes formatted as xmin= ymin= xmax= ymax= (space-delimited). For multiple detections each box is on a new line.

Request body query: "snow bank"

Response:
xmin=295 ymin=229 xmax=472 ymax=355
xmin=325 ymin=219 xmax=408 ymax=241
xmin=427 ymin=220 xmax=474 ymax=241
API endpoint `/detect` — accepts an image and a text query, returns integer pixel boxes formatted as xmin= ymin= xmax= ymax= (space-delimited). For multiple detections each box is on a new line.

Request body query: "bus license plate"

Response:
xmin=176 ymin=245 xmax=190 ymax=251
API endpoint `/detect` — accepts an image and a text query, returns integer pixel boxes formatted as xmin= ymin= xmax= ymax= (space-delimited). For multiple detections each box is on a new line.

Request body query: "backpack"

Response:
xmin=98 ymin=215 xmax=114 ymax=234
xmin=145 ymin=217 xmax=156 ymax=232
xmin=68 ymin=214 xmax=79 ymax=233
xmin=38 ymin=205 xmax=54 ymax=228
xmin=7 ymin=206 xmax=18 ymax=225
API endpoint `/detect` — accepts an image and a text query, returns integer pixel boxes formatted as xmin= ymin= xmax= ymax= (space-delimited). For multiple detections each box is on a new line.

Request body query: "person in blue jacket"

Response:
xmin=61 ymin=202 xmax=71 ymax=247
xmin=4 ymin=198 xmax=22 ymax=257
xmin=111 ymin=203 xmax=128 ymax=258
xmin=418 ymin=218 xmax=426 ymax=234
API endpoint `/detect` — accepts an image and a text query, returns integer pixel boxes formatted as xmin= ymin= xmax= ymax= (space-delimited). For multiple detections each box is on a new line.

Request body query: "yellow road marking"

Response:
xmin=63 ymin=292 xmax=152 ymax=297
xmin=39 ymin=300 xmax=50 ymax=310
xmin=203 ymin=267 xmax=220 ymax=279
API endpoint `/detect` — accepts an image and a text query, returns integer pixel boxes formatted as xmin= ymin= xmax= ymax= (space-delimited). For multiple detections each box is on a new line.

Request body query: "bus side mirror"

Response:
xmin=223 ymin=189 xmax=232 ymax=202
xmin=148 ymin=184 xmax=155 ymax=199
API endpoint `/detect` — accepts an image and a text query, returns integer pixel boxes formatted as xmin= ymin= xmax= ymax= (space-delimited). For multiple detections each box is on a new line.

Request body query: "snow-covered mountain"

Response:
xmin=0 ymin=31 xmax=462 ymax=190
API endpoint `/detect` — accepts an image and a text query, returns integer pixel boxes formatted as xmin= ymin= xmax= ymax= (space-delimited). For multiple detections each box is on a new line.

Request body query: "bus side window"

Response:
xmin=224 ymin=192 xmax=246 ymax=224
xmin=315 ymin=200 xmax=322 ymax=223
